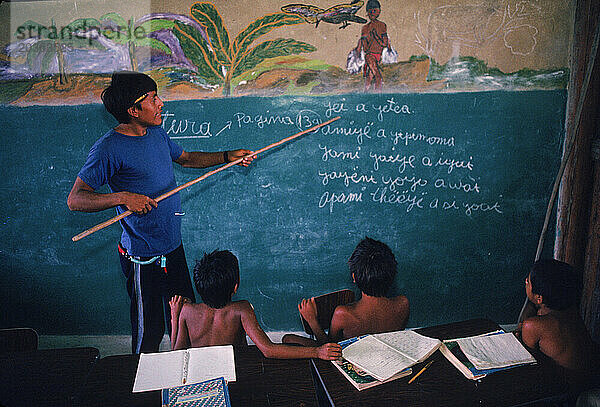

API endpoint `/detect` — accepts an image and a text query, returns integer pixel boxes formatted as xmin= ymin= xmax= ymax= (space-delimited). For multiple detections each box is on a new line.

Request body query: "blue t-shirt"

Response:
xmin=78 ymin=126 xmax=184 ymax=257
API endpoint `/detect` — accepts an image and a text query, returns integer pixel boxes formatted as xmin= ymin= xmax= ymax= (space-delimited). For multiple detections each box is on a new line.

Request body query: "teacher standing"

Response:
xmin=68 ymin=71 xmax=255 ymax=353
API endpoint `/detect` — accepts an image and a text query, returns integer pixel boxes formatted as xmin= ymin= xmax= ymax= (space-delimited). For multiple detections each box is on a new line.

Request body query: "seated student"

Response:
xmin=518 ymin=259 xmax=599 ymax=395
xmin=283 ymin=237 xmax=409 ymax=346
xmin=169 ymin=249 xmax=341 ymax=361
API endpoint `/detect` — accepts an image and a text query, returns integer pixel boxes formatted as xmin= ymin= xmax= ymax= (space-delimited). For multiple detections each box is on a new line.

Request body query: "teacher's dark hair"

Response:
xmin=101 ymin=71 xmax=157 ymax=123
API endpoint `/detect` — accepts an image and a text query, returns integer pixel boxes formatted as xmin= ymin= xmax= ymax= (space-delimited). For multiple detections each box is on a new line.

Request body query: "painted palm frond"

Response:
xmin=137 ymin=19 xmax=174 ymax=33
xmin=25 ymin=40 xmax=54 ymax=71
xmin=100 ymin=12 xmax=127 ymax=27
xmin=189 ymin=3 xmax=231 ymax=65
xmin=232 ymin=13 xmax=304 ymax=57
xmin=174 ymin=2 xmax=316 ymax=95
xmin=233 ymin=38 xmax=316 ymax=77
xmin=174 ymin=20 xmax=223 ymax=83
xmin=135 ymin=37 xmax=172 ymax=55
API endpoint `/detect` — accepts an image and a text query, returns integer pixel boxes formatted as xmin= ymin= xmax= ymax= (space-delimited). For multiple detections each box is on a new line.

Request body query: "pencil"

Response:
xmin=408 ymin=360 xmax=434 ymax=384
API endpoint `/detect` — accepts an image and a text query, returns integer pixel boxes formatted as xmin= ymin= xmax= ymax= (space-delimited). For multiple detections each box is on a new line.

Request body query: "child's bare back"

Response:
xmin=177 ymin=301 xmax=249 ymax=348
xmin=332 ymin=294 xmax=409 ymax=340
xmin=522 ymin=308 xmax=596 ymax=372
xmin=283 ymin=238 xmax=410 ymax=346
xmin=169 ymin=250 xmax=342 ymax=361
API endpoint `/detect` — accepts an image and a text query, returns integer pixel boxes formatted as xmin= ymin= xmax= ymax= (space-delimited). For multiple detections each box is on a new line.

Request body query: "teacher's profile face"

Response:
xmin=136 ymin=91 xmax=164 ymax=127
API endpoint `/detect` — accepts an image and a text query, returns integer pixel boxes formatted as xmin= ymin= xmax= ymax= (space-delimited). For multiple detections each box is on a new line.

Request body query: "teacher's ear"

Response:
xmin=127 ymin=105 xmax=140 ymax=119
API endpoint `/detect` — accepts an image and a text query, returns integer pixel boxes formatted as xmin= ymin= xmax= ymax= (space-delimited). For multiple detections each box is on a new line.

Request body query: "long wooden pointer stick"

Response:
xmin=72 ymin=116 xmax=341 ymax=242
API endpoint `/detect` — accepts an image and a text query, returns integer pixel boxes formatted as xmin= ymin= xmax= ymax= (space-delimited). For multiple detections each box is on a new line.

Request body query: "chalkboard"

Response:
xmin=0 ymin=90 xmax=565 ymax=334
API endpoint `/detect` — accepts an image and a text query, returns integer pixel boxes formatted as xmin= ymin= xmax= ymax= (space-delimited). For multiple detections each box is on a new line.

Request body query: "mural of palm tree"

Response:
xmin=173 ymin=2 xmax=315 ymax=96
xmin=15 ymin=18 xmax=104 ymax=85
xmin=100 ymin=13 xmax=175 ymax=71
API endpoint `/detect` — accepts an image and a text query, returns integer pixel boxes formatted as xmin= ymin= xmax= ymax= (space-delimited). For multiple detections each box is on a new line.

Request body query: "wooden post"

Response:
xmin=582 ymin=137 xmax=600 ymax=340
xmin=555 ymin=0 xmax=600 ymax=342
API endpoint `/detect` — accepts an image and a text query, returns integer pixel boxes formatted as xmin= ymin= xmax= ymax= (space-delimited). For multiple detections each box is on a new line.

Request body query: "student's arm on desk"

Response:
xmin=241 ymin=301 xmax=342 ymax=360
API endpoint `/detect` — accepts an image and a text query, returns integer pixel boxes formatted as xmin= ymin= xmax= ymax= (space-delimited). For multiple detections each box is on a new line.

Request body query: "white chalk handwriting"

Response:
xmin=319 ymin=144 xmax=360 ymax=162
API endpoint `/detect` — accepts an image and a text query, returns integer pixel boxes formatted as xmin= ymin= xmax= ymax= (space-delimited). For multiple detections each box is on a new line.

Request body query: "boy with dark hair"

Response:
xmin=519 ymin=259 xmax=599 ymax=395
xmin=283 ymin=237 xmax=409 ymax=345
xmin=68 ymin=71 xmax=256 ymax=354
xmin=169 ymin=250 xmax=342 ymax=361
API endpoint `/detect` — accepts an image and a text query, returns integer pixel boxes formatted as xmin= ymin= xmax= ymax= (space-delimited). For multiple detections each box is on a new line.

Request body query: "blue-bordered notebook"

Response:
xmin=161 ymin=376 xmax=231 ymax=407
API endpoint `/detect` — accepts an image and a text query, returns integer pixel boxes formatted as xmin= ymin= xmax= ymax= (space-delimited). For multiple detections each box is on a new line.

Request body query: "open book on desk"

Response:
xmin=341 ymin=330 xmax=442 ymax=382
xmin=133 ymin=345 xmax=236 ymax=393
xmin=439 ymin=331 xmax=536 ymax=380
xmin=332 ymin=336 xmax=412 ymax=391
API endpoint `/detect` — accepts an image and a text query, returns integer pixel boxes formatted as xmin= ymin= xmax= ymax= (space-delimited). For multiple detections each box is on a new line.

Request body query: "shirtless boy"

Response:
xmin=283 ymin=237 xmax=409 ymax=345
xmin=519 ymin=259 xmax=598 ymax=392
xmin=356 ymin=0 xmax=389 ymax=91
xmin=169 ymin=250 xmax=341 ymax=361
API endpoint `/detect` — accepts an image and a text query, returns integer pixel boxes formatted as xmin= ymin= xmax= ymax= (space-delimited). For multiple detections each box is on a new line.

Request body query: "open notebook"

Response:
xmin=133 ymin=345 xmax=236 ymax=392
xmin=341 ymin=330 xmax=441 ymax=382
xmin=440 ymin=331 xmax=536 ymax=380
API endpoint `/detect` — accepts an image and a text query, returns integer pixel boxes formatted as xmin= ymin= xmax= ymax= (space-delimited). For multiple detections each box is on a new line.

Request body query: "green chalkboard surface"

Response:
xmin=0 ymin=90 xmax=565 ymax=334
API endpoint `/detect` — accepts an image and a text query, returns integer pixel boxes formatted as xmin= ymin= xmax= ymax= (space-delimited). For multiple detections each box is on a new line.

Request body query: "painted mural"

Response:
xmin=0 ymin=0 xmax=570 ymax=105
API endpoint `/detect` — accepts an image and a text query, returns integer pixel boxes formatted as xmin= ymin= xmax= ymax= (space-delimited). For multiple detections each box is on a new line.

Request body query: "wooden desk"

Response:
xmin=312 ymin=319 xmax=569 ymax=407
xmin=76 ymin=345 xmax=317 ymax=407
xmin=0 ymin=347 xmax=100 ymax=407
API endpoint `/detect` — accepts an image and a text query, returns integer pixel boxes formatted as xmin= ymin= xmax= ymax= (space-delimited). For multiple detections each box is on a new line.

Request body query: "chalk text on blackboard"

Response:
xmin=318 ymin=171 xmax=377 ymax=187
xmin=319 ymin=144 xmax=360 ymax=161
xmin=319 ymin=191 xmax=363 ymax=213
xmin=369 ymin=152 xmax=416 ymax=172
xmin=370 ymin=187 xmax=425 ymax=212
xmin=373 ymin=98 xmax=412 ymax=121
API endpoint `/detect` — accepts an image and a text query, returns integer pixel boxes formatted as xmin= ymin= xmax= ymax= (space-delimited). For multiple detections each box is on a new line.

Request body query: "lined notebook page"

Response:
xmin=342 ymin=335 xmax=414 ymax=381
xmin=374 ymin=330 xmax=441 ymax=362
xmin=456 ymin=332 xmax=535 ymax=370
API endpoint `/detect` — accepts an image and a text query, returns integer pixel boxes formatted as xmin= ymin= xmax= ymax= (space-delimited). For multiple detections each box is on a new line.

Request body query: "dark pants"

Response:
xmin=119 ymin=244 xmax=196 ymax=354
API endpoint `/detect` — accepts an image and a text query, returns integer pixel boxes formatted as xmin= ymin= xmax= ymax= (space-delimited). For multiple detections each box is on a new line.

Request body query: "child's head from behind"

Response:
xmin=194 ymin=250 xmax=240 ymax=308
xmin=528 ymin=259 xmax=580 ymax=311
xmin=348 ymin=237 xmax=397 ymax=297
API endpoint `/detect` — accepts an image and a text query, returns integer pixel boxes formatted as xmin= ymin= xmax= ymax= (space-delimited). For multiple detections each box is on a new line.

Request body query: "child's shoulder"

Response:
xmin=225 ymin=299 xmax=253 ymax=312
xmin=390 ymin=294 xmax=409 ymax=303
xmin=522 ymin=314 xmax=556 ymax=336
xmin=181 ymin=301 xmax=207 ymax=314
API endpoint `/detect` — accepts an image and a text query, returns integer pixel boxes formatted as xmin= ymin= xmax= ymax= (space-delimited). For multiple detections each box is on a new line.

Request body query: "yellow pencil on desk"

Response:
xmin=408 ymin=360 xmax=434 ymax=384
